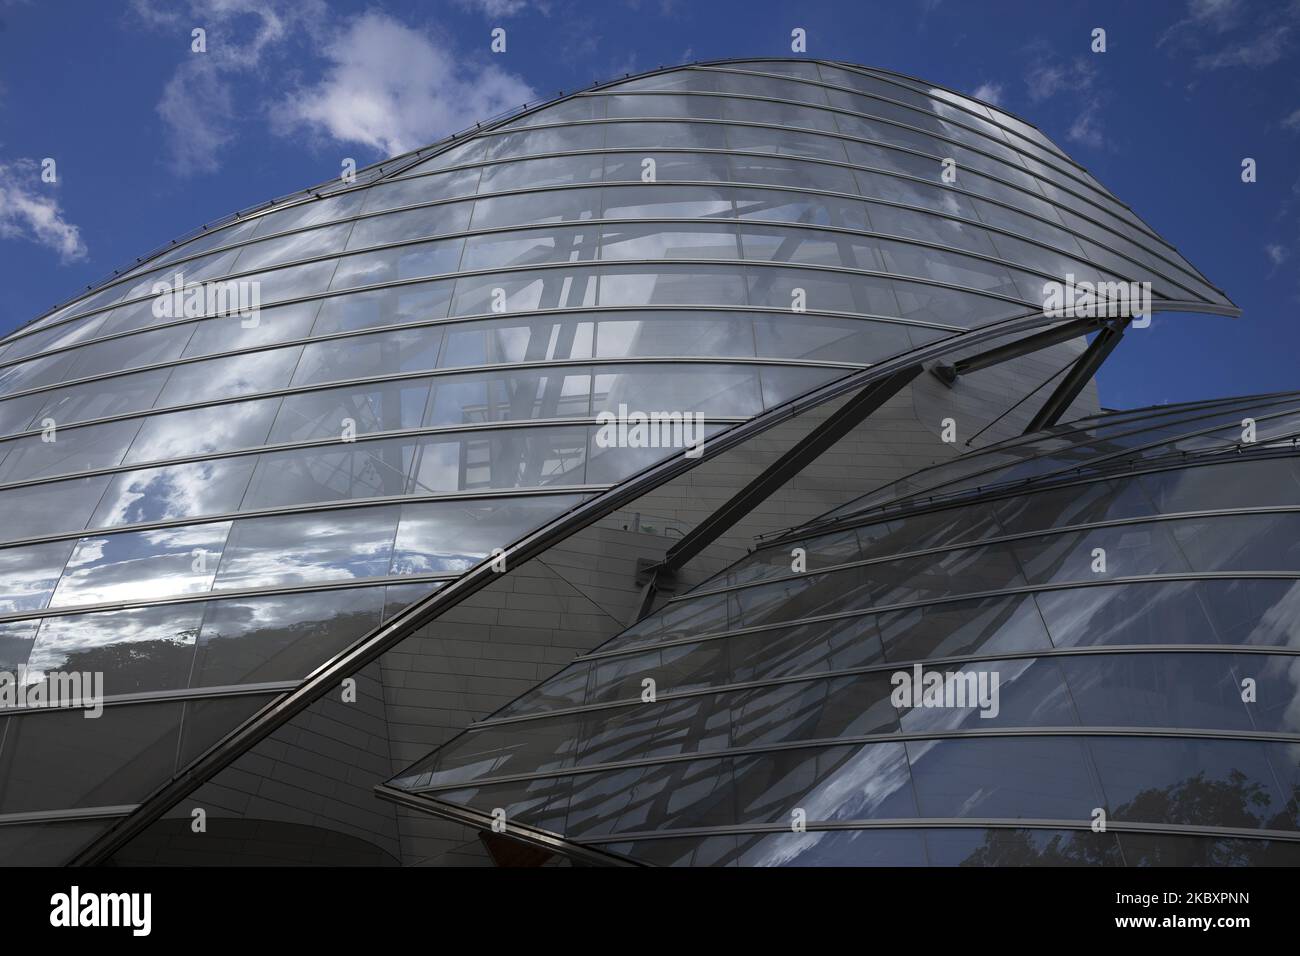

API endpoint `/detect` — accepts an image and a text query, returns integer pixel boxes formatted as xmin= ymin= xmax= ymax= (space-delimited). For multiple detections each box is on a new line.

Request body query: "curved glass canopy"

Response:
xmin=0 ymin=58 xmax=1240 ymax=865
xmin=386 ymin=392 xmax=1300 ymax=866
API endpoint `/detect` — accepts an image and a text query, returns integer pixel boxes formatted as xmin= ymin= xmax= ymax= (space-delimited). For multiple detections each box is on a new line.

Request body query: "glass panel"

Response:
xmin=360 ymin=168 xmax=482 ymax=214
xmin=426 ymin=368 xmax=590 ymax=425
xmin=1090 ymin=738 xmax=1286 ymax=830
xmin=32 ymin=368 xmax=171 ymax=428
xmin=593 ymin=364 xmax=762 ymax=416
xmin=0 ymin=475 xmax=110 ymax=544
xmin=596 ymin=312 xmax=755 ymax=358
xmin=463 ymin=227 xmax=600 ymax=270
xmin=213 ymin=506 xmax=401 ymax=590
xmin=747 ymin=266 xmax=898 ymax=316
xmin=598 ymin=265 xmax=748 ymax=307
xmin=124 ymin=398 xmax=279 ymax=464
xmin=0 ymin=418 xmax=141 ymax=484
xmin=0 ymin=393 xmax=47 ymax=440
xmin=190 ymin=587 xmax=386 ymax=687
xmin=25 ymin=604 xmax=203 ymax=696
xmin=602 ymin=120 xmax=726 ymax=150
xmin=600 ymin=223 xmax=739 ymax=261
xmin=346 ymin=201 xmax=473 ymax=250
xmin=733 ymin=743 xmax=915 ymax=824
xmin=90 ymin=457 xmax=256 ymax=528
xmin=729 ymin=154 xmax=856 ymax=193
xmin=249 ymin=191 xmax=365 ymax=238
xmin=0 ymin=702 xmax=183 ymax=813
xmin=182 ymin=300 xmax=320 ymax=358
xmin=469 ymin=188 xmax=602 ymax=230
xmin=481 ymin=155 xmax=606 ymax=193
xmin=739 ymin=224 xmax=882 ymax=268
xmin=0 ymin=540 xmax=76 ymax=613
xmin=602 ymin=151 xmax=731 ymax=183
xmin=231 ymin=222 xmax=352 ymax=273
xmin=241 ymin=438 xmax=416 ymax=509
xmin=604 ymin=93 xmax=725 ymax=120
xmin=155 ymin=346 xmax=302 ymax=407
xmin=49 ymin=522 xmax=233 ymax=608
xmin=269 ymin=379 xmax=431 ymax=443
xmin=64 ymin=323 xmax=195 ymax=380
xmin=329 ymin=239 xmax=464 ymax=291
xmin=602 ymin=185 xmax=732 ymax=220
xmin=291 ymin=326 xmax=443 ymax=386
xmin=389 ymin=494 xmax=586 ymax=575
xmin=0 ymin=619 xmax=38 ymax=672
xmin=908 ymin=736 xmax=1103 ymax=819
xmin=401 ymin=138 xmax=487 ymax=176
xmin=407 ymin=426 xmax=588 ymax=492
xmin=450 ymin=268 xmax=598 ymax=316
xmin=310 ymin=280 xmax=453 ymax=335
xmin=439 ymin=315 xmax=593 ymax=367
xmin=753 ymin=314 xmax=916 ymax=363
xmin=1060 ymin=653 xmax=1252 ymax=730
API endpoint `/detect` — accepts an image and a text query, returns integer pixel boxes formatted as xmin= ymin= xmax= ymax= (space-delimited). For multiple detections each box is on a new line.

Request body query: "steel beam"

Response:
xmin=1024 ymin=318 xmax=1130 ymax=434
xmin=635 ymin=364 xmax=923 ymax=618
xmin=931 ymin=317 xmax=1100 ymax=387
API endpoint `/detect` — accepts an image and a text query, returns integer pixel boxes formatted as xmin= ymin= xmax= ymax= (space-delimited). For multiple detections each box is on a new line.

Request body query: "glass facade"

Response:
xmin=388 ymin=393 xmax=1300 ymax=865
xmin=0 ymin=59 xmax=1244 ymax=865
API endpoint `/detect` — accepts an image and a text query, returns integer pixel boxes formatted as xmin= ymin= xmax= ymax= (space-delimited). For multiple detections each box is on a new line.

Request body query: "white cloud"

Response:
xmin=273 ymin=12 xmax=535 ymax=158
xmin=1266 ymin=243 xmax=1289 ymax=266
xmin=1197 ymin=26 xmax=1294 ymax=68
xmin=1067 ymin=98 xmax=1106 ymax=149
xmin=1158 ymin=0 xmax=1244 ymax=48
xmin=971 ymin=82 xmax=1003 ymax=107
xmin=1283 ymin=107 xmax=1300 ymax=132
xmin=1025 ymin=55 xmax=1094 ymax=104
xmin=133 ymin=0 xmax=326 ymax=176
xmin=1022 ymin=47 xmax=1107 ymax=149
xmin=1158 ymin=0 xmax=1300 ymax=69
xmin=156 ymin=58 xmax=236 ymax=176
xmin=454 ymin=0 xmax=544 ymax=16
xmin=0 ymin=159 xmax=88 ymax=262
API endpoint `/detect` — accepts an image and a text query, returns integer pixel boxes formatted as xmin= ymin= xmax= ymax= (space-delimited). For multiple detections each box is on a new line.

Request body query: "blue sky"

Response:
xmin=0 ymin=0 xmax=1296 ymax=409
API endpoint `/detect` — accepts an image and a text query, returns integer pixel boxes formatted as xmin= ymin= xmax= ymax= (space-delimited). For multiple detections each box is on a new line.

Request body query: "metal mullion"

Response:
xmin=0 ymin=351 xmax=809 ymax=448
xmin=676 ymin=505 xmax=1300 ymax=607
xmin=3 ymin=680 xmax=296 ymax=719
xmin=785 ymin=398 xmax=1300 ymax=540
xmin=587 ymin=83 xmax=1122 ymax=219
xmin=468 ymin=116 xmax=1223 ymax=292
xmin=0 ymin=571 xmax=460 ymax=627
xmin=696 ymin=61 xmax=1093 ymax=184
xmin=2 ymin=243 xmax=1022 ymax=406
xmin=398 ymin=726 xmax=1300 ymax=797
xmin=583 ymin=572 xmax=1300 ymax=664
xmin=0 ymin=483 xmax=611 ymax=552
xmin=470 ymin=642 xmax=1300 ymax=733
xmin=577 ymin=817 xmax=1300 ymax=845
xmin=19 ymin=247 xmax=1045 ymax=358
xmin=11 ymin=128 xmax=1219 ymax=347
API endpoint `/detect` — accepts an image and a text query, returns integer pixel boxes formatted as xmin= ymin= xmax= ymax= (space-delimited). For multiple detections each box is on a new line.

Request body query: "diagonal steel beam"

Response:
xmin=1024 ymin=318 xmax=1130 ymax=434
xmin=931 ymin=317 xmax=1101 ymax=387
xmin=635 ymin=363 xmax=923 ymax=618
